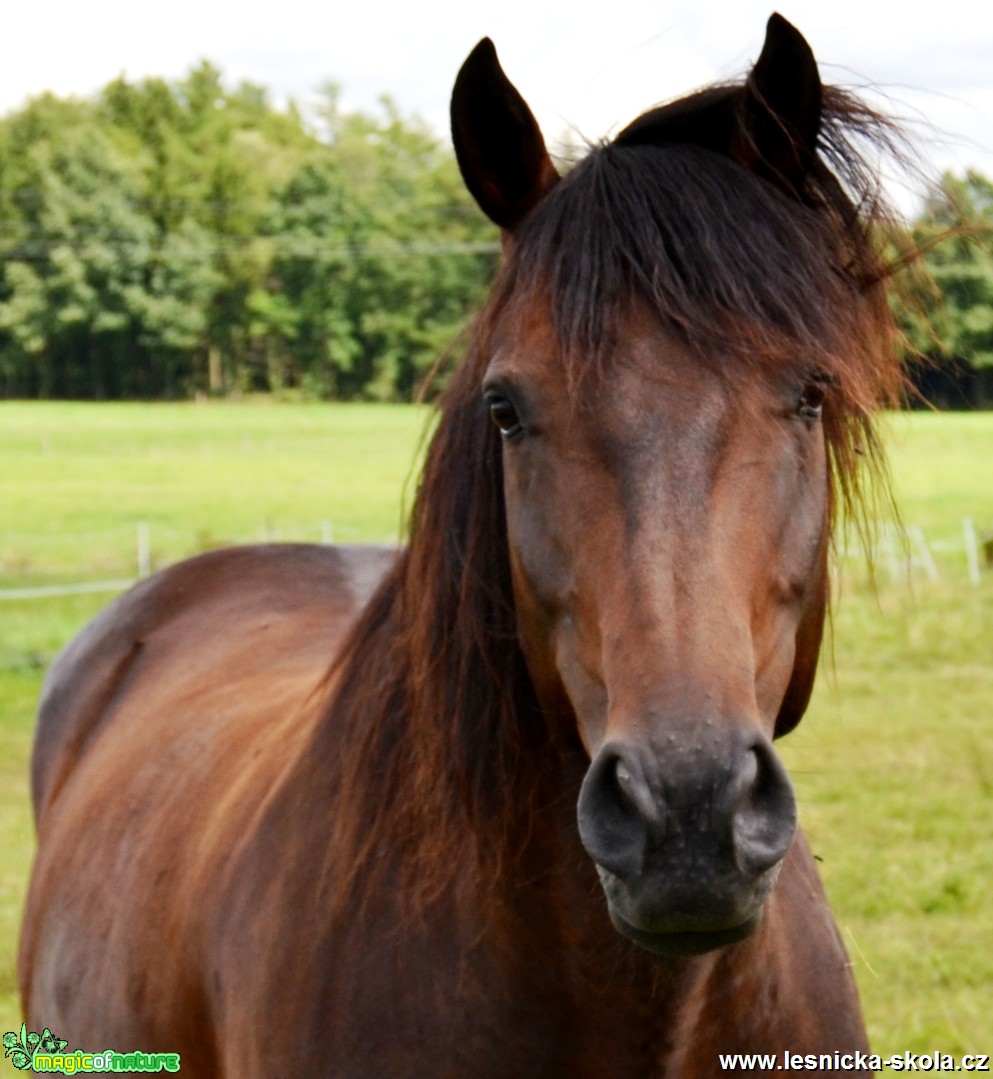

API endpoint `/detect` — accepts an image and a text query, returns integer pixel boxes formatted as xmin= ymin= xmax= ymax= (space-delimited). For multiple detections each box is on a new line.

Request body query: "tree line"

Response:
xmin=0 ymin=64 xmax=990 ymax=402
xmin=902 ymin=172 xmax=993 ymax=407
xmin=0 ymin=64 xmax=497 ymax=400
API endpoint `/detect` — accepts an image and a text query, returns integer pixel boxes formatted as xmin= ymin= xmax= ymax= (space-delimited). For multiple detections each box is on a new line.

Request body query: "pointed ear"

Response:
xmin=731 ymin=13 xmax=822 ymax=194
xmin=450 ymin=38 xmax=559 ymax=231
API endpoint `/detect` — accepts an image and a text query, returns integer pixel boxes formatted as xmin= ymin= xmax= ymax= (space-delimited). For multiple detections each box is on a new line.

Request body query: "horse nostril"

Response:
xmin=610 ymin=756 xmax=664 ymax=830
xmin=732 ymin=739 xmax=797 ymax=875
xmin=578 ymin=746 xmax=656 ymax=879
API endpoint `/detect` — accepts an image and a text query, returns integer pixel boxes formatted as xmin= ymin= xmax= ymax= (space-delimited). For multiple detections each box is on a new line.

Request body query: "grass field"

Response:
xmin=1 ymin=402 xmax=992 ymax=1058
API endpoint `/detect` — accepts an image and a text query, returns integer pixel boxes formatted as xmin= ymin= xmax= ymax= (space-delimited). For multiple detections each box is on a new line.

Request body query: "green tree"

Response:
xmin=99 ymin=65 xmax=309 ymax=394
xmin=903 ymin=171 xmax=993 ymax=404
xmin=262 ymin=88 xmax=496 ymax=400
xmin=0 ymin=97 xmax=157 ymax=396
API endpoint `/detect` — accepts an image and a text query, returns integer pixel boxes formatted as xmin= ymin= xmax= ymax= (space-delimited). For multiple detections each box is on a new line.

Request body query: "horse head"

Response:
xmin=450 ymin=15 xmax=870 ymax=956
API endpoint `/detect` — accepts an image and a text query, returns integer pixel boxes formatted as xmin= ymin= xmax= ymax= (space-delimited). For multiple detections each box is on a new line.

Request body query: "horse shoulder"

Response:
xmin=21 ymin=543 xmax=398 ymax=1047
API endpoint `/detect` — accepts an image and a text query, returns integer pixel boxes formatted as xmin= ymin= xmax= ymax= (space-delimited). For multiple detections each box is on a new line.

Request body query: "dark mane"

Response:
xmin=309 ymin=77 xmax=908 ymax=921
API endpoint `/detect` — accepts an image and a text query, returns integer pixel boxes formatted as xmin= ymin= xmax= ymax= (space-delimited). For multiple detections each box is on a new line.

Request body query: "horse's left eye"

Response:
xmin=486 ymin=394 xmax=524 ymax=438
xmin=797 ymin=380 xmax=827 ymax=420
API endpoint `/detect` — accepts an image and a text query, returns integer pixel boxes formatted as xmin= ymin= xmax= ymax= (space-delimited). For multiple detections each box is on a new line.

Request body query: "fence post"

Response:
xmin=137 ymin=521 xmax=151 ymax=577
xmin=907 ymin=526 xmax=939 ymax=582
xmin=963 ymin=517 xmax=981 ymax=585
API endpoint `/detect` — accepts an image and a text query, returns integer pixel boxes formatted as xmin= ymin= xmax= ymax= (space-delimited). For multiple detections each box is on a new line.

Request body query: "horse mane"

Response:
xmin=307 ymin=77 xmax=908 ymax=922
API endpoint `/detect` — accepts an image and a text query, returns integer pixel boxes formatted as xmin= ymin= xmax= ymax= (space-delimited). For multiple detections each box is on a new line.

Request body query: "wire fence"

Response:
xmin=1 ymin=517 xmax=988 ymax=679
xmin=837 ymin=516 xmax=988 ymax=587
xmin=0 ymin=519 xmax=346 ymax=601
xmin=1 ymin=517 xmax=990 ymax=604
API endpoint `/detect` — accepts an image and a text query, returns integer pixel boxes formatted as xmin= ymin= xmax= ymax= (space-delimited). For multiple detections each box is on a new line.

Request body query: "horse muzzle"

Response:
xmin=577 ymin=728 xmax=796 ymax=956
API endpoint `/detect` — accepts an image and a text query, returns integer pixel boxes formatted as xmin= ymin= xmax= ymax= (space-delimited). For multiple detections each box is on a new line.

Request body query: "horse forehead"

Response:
xmin=491 ymin=301 xmax=734 ymax=418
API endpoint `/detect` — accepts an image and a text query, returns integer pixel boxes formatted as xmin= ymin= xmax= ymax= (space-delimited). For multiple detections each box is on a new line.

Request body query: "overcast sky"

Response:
xmin=2 ymin=0 xmax=990 ymax=211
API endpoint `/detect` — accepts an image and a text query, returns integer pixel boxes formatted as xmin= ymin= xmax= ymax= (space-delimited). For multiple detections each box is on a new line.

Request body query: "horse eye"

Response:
xmin=486 ymin=394 xmax=523 ymax=438
xmin=797 ymin=382 xmax=826 ymax=420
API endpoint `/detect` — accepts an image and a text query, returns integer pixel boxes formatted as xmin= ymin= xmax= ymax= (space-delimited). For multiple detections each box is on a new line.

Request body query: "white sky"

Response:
xmin=1 ymin=0 xmax=991 ymax=212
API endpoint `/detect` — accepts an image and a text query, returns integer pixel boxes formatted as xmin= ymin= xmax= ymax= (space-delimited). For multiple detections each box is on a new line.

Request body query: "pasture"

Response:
xmin=1 ymin=401 xmax=991 ymax=1055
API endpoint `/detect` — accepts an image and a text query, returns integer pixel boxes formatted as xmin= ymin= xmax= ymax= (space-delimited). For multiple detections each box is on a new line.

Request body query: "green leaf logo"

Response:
xmin=3 ymin=1024 xmax=70 ymax=1069
xmin=3 ymin=1025 xmax=32 ymax=1070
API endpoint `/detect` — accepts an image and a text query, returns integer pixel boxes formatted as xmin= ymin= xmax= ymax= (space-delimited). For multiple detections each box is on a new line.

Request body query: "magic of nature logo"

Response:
xmin=4 ymin=1024 xmax=180 ymax=1073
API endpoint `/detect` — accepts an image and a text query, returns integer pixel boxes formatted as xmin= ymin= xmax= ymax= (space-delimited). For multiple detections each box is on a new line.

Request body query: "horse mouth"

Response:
xmin=606 ymin=903 xmax=763 ymax=957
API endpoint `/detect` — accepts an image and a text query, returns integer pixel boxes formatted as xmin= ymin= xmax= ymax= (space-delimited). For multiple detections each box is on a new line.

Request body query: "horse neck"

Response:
xmin=293 ymin=556 xmax=744 ymax=1066
xmin=467 ymin=764 xmax=722 ymax=1068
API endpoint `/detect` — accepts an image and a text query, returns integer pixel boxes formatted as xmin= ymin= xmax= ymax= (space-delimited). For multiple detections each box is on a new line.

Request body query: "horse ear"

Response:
xmin=731 ymin=13 xmax=822 ymax=193
xmin=450 ymin=38 xmax=559 ymax=231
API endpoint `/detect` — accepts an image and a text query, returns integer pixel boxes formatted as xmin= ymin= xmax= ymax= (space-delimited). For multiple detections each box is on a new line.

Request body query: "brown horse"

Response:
xmin=20 ymin=15 xmax=904 ymax=1077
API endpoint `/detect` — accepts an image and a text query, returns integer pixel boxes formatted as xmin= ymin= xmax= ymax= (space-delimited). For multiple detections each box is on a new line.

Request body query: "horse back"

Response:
xmin=31 ymin=543 xmax=396 ymax=824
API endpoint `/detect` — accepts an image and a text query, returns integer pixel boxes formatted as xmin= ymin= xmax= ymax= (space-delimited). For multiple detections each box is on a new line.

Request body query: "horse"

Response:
xmin=20 ymin=14 xmax=904 ymax=1076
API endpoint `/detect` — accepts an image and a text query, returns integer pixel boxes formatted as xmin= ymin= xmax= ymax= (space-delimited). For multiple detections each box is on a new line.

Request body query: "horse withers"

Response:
xmin=21 ymin=14 xmax=903 ymax=1076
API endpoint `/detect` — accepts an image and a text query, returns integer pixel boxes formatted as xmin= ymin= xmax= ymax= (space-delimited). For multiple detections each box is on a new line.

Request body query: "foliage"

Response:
xmin=913 ymin=173 xmax=993 ymax=367
xmin=0 ymin=69 xmax=497 ymax=400
xmin=894 ymin=172 xmax=993 ymax=403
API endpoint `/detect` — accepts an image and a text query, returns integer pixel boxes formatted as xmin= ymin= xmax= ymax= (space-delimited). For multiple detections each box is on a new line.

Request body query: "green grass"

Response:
xmin=780 ymin=583 xmax=993 ymax=1052
xmin=0 ymin=400 xmax=432 ymax=589
xmin=884 ymin=410 xmax=993 ymax=530
xmin=1 ymin=401 xmax=991 ymax=1056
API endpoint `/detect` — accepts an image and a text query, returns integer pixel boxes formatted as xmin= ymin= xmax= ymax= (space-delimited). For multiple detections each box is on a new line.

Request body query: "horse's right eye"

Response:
xmin=486 ymin=394 xmax=523 ymax=438
xmin=797 ymin=383 xmax=825 ymax=420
